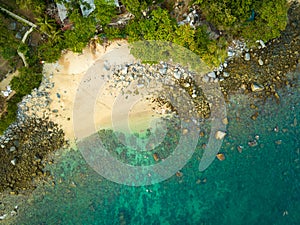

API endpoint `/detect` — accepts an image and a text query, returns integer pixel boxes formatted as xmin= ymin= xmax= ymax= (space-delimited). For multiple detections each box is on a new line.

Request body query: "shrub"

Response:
xmin=38 ymin=40 xmax=64 ymax=63
xmin=0 ymin=94 xmax=21 ymax=134
xmin=103 ymin=27 xmax=126 ymax=40
xmin=10 ymin=66 xmax=42 ymax=96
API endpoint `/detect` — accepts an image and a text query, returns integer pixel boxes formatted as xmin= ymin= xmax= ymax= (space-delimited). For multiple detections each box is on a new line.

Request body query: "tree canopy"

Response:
xmin=126 ymin=8 xmax=227 ymax=67
xmin=194 ymin=0 xmax=289 ymax=43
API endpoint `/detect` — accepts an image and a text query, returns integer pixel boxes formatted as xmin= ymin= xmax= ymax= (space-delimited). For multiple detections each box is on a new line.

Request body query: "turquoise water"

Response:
xmin=14 ymin=72 xmax=300 ymax=225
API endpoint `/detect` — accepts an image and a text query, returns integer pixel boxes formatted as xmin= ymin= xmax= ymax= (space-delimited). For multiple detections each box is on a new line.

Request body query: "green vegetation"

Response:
xmin=37 ymin=0 xmax=117 ymax=59
xmin=194 ymin=0 xmax=289 ymax=44
xmin=16 ymin=0 xmax=46 ymax=16
xmin=36 ymin=15 xmax=64 ymax=62
xmin=0 ymin=94 xmax=21 ymax=134
xmin=60 ymin=0 xmax=117 ymax=52
xmin=0 ymin=0 xmax=292 ymax=134
xmin=126 ymin=8 xmax=176 ymax=42
xmin=121 ymin=0 xmax=154 ymax=18
xmin=10 ymin=66 xmax=42 ymax=96
xmin=36 ymin=15 xmax=63 ymax=43
xmin=126 ymin=8 xmax=227 ymax=67
xmin=103 ymin=26 xmax=126 ymax=40
xmin=0 ymin=63 xmax=42 ymax=133
xmin=63 ymin=8 xmax=96 ymax=52
xmin=121 ymin=0 xmax=145 ymax=17
xmin=0 ymin=0 xmax=118 ymax=133
xmin=93 ymin=0 xmax=117 ymax=25
xmin=240 ymin=0 xmax=289 ymax=43
xmin=0 ymin=14 xmax=19 ymax=67
xmin=0 ymin=3 xmax=44 ymax=133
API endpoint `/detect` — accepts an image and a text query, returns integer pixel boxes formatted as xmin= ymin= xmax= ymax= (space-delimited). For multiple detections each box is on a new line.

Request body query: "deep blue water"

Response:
xmin=14 ymin=71 xmax=300 ymax=225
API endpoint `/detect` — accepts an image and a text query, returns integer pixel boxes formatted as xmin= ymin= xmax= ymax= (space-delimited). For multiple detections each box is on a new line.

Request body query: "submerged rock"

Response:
xmin=9 ymin=146 xmax=16 ymax=152
xmin=222 ymin=118 xmax=229 ymax=125
xmin=215 ymin=130 xmax=226 ymax=140
xmin=248 ymin=139 xmax=258 ymax=147
xmin=216 ymin=153 xmax=225 ymax=161
xmin=153 ymin=153 xmax=160 ymax=162
xmin=10 ymin=158 xmax=17 ymax=166
xmin=0 ymin=214 xmax=7 ymax=220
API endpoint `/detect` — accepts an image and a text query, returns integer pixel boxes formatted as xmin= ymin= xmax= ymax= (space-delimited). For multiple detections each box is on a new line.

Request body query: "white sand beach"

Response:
xmin=41 ymin=40 xmax=167 ymax=145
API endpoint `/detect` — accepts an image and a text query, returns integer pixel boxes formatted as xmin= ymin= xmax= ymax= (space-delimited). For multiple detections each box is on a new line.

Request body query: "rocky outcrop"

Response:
xmin=0 ymin=117 xmax=65 ymax=193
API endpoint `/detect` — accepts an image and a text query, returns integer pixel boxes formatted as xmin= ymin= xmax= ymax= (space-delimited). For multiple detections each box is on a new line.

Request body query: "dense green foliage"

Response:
xmin=0 ymin=14 xmax=19 ymax=65
xmin=93 ymin=0 xmax=117 ymax=25
xmin=16 ymin=0 xmax=46 ymax=17
xmin=240 ymin=0 xmax=289 ymax=43
xmin=63 ymin=9 xmax=96 ymax=52
xmin=55 ymin=0 xmax=117 ymax=53
xmin=0 ymin=94 xmax=21 ymax=134
xmin=126 ymin=8 xmax=175 ymax=42
xmin=0 ymin=5 xmax=44 ymax=132
xmin=38 ymin=41 xmax=63 ymax=63
xmin=36 ymin=0 xmax=118 ymax=58
xmin=194 ymin=0 xmax=289 ymax=43
xmin=10 ymin=67 xmax=42 ymax=96
xmin=126 ymin=8 xmax=227 ymax=67
xmin=122 ymin=0 xmax=145 ymax=18
xmin=121 ymin=0 xmax=156 ymax=18
xmin=0 ymin=64 xmax=42 ymax=133
xmin=0 ymin=0 xmax=292 ymax=134
xmin=103 ymin=27 xmax=126 ymax=40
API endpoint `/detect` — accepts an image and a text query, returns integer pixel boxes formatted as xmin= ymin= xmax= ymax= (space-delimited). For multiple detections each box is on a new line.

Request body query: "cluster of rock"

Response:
xmin=0 ymin=117 xmax=65 ymax=193
xmin=220 ymin=3 xmax=300 ymax=99
xmin=201 ymin=61 xmax=230 ymax=83
xmin=243 ymin=40 xmax=266 ymax=66
xmin=17 ymin=74 xmax=54 ymax=120
xmin=108 ymin=61 xmax=211 ymax=119
xmin=178 ymin=8 xmax=200 ymax=28
xmin=0 ymin=74 xmax=65 ymax=194
xmin=176 ymin=5 xmax=220 ymax=40
xmin=227 ymin=40 xmax=248 ymax=58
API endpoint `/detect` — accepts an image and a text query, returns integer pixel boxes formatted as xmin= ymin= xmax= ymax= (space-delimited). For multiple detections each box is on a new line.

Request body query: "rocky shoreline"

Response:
xmin=219 ymin=2 xmax=300 ymax=100
xmin=0 ymin=0 xmax=299 ymax=193
xmin=0 ymin=1 xmax=299 ymax=223
xmin=0 ymin=73 xmax=66 ymax=195
xmin=107 ymin=61 xmax=211 ymax=119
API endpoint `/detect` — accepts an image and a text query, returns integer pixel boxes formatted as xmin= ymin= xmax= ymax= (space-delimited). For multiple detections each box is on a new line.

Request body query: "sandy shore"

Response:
xmin=42 ymin=40 xmax=166 ymax=146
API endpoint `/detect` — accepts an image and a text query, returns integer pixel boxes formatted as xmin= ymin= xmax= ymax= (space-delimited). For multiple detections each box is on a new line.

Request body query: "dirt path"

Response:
xmin=0 ymin=71 xmax=18 ymax=91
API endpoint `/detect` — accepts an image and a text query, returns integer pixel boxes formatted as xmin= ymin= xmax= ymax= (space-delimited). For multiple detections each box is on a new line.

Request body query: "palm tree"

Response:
xmin=36 ymin=15 xmax=63 ymax=43
xmin=16 ymin=0 xmax=32 ymax=10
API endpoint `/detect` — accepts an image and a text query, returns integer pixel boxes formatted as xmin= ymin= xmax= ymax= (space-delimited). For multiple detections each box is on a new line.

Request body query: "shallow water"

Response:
xmin=12 ymin=70 xmax=300 ymax=225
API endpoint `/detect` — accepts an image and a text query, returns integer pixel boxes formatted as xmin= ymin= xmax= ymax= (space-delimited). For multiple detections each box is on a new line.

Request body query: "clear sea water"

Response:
xmin=13 ymin=69 xmax=300 ymax=225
